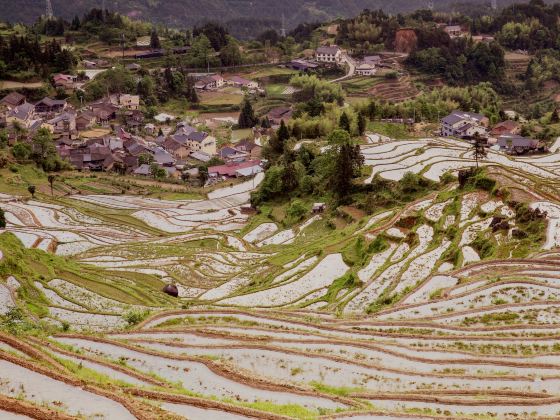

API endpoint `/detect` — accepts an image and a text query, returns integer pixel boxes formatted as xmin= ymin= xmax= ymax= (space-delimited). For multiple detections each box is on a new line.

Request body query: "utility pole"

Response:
xmin=121 ymin=33 xmax=125 ymax=62
xmin=280 ymin=14 xmax=286 ymax=38
xmin=45 ymin=0 xmax=54 ymax=19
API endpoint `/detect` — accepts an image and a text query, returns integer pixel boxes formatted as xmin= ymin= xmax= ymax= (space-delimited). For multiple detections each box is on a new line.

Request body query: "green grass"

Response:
xmin=367 ymin=121 xmax=415 ymax=139
xmin=341 ymin=76 xmax=382 ymax=94
xmin=265 ymin=84 xmax=288 ymax=96
xmin=231 ymin=128 xmax=253 ymax=142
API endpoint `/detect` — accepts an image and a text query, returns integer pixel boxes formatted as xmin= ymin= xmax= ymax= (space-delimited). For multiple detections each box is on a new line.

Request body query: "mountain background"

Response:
xmin=0 ymin=0 xmax=532 ymax=38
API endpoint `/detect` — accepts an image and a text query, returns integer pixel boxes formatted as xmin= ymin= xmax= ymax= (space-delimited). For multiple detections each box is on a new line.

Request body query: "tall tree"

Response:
xmin=238 ymin=99 xmax=257 ymax=128
xmin=471 ymin=134 xmax=487 ymax=168
xmin=327 ymin=129 xmax=364 ymax=198
xmin=0 ymin=207 xmax=5 ymax=228
xmin=150 ymin=30 xmax=161 ymax=49
xmin=357 ymin=112 xmax=367 ymax=136
xmin=27 ymin=185 xmax=36 ymax=199
xmin=47 ymin=175 xmax=56 ymax=196
xmin=339 ymin=111 xmax=351 ymax=133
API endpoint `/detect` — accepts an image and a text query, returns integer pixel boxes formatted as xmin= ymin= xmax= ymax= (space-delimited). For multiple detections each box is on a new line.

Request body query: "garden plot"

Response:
xmin=424 ymin=200 xmax=451 ymax=222
xmin=0 ymin=359 xmax=135 ymax=419
xmin=48 ymin=279 xmax=140 ymax=313
xmin=531 ymin=201 xmax=560 ymax=249
xmin=257 ymin=228 xmax=295 ymax=247
xmin=242 ymin=223 xmax=278 ymax=243
xmin=161 ymin=403 xmax=252 ymax=420
xmin=53 ymin=337 xmax=344 ymax=410
xmin=462 ymin=246 xmax=480 ymax=265
xmin=0 ymin=284 xmax=15 ymax=315
xmin=48 ymin=307 xmax=126 ymax=330
xmin=346 ymin=225 xmax=434 ymax=313
xmin=2 ymin=199 xmax=148 ymax=255
xmin=392 ymin=240 xmax=451 ymax=296
xmin=273 ymin=256 xmax=319 ymax=284
xmin=380 ymin=282 xmax=560 ymax=320
xmin=220 ymin=254 xmax=349 ymax=307
xmin=48 ymin=349 xmax=151 ymax=387
xmin=107 ymin=337 xmax=560 ymax=395
xmin=33 ymin=282 xmax=83 ymax=310
xmin=358 ymin=244 xmax=396 ymax=282
xmin=402 ymin=275 xmax=458 ymax=304
xmin=208 ymin=172 xmax=264 ymax=199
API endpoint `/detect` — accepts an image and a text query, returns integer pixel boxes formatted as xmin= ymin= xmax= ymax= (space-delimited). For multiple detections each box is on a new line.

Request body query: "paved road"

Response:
xmin=331 ymin=52 xmax=356 ymax=83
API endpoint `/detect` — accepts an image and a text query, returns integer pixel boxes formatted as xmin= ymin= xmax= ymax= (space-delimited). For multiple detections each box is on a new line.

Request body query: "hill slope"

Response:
xmin=2 ymin=0 xmax=510 ymax=30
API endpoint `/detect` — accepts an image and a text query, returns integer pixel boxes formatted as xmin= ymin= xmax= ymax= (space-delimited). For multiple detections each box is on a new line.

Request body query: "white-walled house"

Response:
xmin=315 ymin=45 xmax=342 ymax=63
xmin=441 ymin=111 xmax=489 ymax=138
xmin=356 ymin=63 xmax=376 ymax=76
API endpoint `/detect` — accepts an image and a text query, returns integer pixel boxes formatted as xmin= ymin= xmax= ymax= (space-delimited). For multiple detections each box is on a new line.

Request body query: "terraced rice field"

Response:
xmin=2 ymin=137 xmax=560 ymax=418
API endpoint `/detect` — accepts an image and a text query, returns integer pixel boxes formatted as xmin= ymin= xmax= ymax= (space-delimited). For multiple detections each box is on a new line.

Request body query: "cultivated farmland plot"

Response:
xmin=5 ymin=138 xmax=560 ymax=418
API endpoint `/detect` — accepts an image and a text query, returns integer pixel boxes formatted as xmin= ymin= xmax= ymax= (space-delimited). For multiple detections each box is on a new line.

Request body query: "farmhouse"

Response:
xmin=228 ymin=76 xmax=258 ymax=89
xmin=186 ymin=131 xmax=217 ymax=155
xmin=0 ymin=92 xmax=26 ymax=110
xmin=195 ymin=74 xmax=225 ymax=90
xmin=444 ymin=25 xmax=465 ymax=38
xmin=267 ymin=107 xmax=293 ymax=126
xmin=288 ymin=59 xmax=319 ymax=72
xmin=208 ymin=160 xmax=262 ymax=178
xmin=53 ymin=74 xmax=77 ymax=89
xmin=441 ymin=111 xmax=489 ymax=138
xmin=355 ymin=63 xmax=376 ymax=76
xmin=46 ymin=112 xmax=77 ymax=134
xmin=6 ymin=103 xmax=35 ymax=128
xmin=491 ymin=120 xmax=520 ymax=137
xmin=118 ymin=94 xmax=140 ymax=110
xmin=315 ymin=45 xmax=342 ymax=63
xmin=497 ymin=134 xmax=541 ymax=154
xmin=35 ymin=97 xmax=67 ymax=114
xmin=76 ymin=111 xmax=97 ymax=131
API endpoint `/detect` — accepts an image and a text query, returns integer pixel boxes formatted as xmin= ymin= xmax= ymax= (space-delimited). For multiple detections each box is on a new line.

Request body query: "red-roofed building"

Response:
xmin=208 ymin=160 xmax=262 ymax=178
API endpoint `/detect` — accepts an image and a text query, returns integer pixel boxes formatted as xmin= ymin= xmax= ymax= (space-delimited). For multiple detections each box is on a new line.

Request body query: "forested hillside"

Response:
xmin=1 ymin=0 xmax=523 ymax=38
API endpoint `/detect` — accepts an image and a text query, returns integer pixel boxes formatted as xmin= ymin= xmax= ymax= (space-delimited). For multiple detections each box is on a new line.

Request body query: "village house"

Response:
xmin=236 ymin=139 xmax=262 ymax=159
xmin=125 ymin=63 xmax=142 ymax=72
xmin=76 ymin=110 xmax=97 ymax=131
xmin=444 ymin=25 xmax=466 ymax=38
xmin=288 ymin=59 xmax=319 ymax=72
xmin=267 ymin=107 xmax=293 ymax=126
xmin=6 ymin=103 xmax=36 ymax=128
xmin=153 ymin=147 xmax=176 ymax=167
xmin=118 ymin=94 xmax=140 ymax=110
xmin=355 ymin=62 xmax=377 ymax=76
xmin=186 ymin=131 xmax=217 ymax=155
xmin=441 ymin=111 xmax=489 ymax=138
xmin=195 ymin=74 xmax=225 ymax=90
xmin=46 ymin=112 xmax=77 ymax=135
xmin=90 ymin=100 xmax=118 ymax=126
xmin=163 ymin=134 xmax=191 ymax=159
xmin=208 ymin=160 xmax=262 ymax=179
xmin=490 ymin=120 xmax=520 ymax=137
xmin=53 ymin=74 xmax=77 ymax=89
xmin=218 ymin=145 xmax=249 ymax=163
xmin=34 ymin=97 xmax=67 ymax=115
xmin=189 ymin=151 xmax=212 ymax=164
xmin=315 ymin=45 xmax=342 ymax=64
xmin=0 ymin=92 xmax=26 ymax=110
xmin=228 ymin=76 xmax=258 ymax=90
xmin=497 ymin=134 xmax=542 ymax=154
